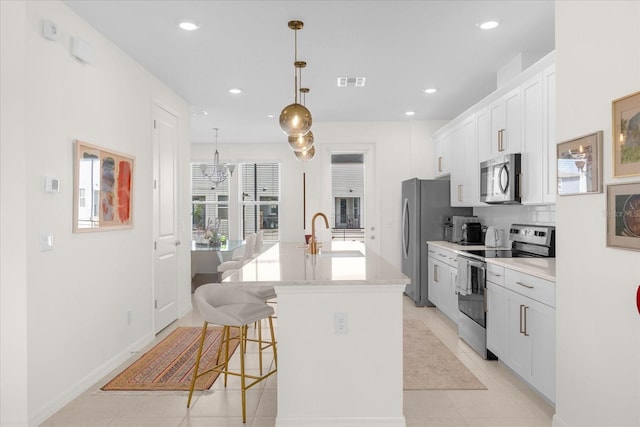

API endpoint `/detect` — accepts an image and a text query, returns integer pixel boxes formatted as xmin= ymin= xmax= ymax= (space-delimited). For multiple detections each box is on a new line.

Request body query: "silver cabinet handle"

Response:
xmin=519 ymin=304 xmax=526 ymax=334
xmin=434 ymin=264 xmax=439 ymax=283
xmin=438 ymin=157 xmax=443 ymax=172
xmin=516 ymin=281 xmax=534 ymax=289
xmin=458 ymin=184 xmax=462 ymax=202
xmin=523 ymin=306 xmax=530 ymax=336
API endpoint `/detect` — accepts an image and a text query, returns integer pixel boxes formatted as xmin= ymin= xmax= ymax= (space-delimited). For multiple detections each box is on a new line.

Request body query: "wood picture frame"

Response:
xmin=73 ymin=140 xmax=134 ymax=232
xmin=557 ymin=131 xmax=603 ymax=196
xmin=612 ymin=90 xmax=640 ymax=177
xmin=606 ymin=182 xmax=640 ymax=251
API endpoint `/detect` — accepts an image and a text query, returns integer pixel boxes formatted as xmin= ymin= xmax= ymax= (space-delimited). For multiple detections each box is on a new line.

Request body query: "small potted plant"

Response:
xmin=204 ymin=218 xmax=222 ymax=248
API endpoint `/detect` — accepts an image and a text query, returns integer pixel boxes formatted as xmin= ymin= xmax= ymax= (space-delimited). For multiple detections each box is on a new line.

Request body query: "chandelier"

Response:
xmin=200 ymin=128 xmax=235 ymax=187
xmin=279 ymin=20 xmax=312 ymax=138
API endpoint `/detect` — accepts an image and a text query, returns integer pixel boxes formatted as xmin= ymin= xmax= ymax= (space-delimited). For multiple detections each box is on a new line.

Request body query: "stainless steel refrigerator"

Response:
xmin=401 ymin=179 xmax=472 ymax=306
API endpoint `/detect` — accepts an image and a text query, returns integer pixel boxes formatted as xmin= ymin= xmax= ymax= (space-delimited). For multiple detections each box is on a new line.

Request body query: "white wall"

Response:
xmin=0 ymin=1 xmax=192 ymax=425
xmin=555 ymin=2 xmax=640 ymax=427
xmin=0 ymin=2 xmax=29 ymax=425
xmin=192 ymin=120 xmax=441 ymax=269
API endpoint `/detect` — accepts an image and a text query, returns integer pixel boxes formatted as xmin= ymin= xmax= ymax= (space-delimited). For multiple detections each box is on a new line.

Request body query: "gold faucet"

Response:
xmin=309 ymin=212 xmax=329 ymax=254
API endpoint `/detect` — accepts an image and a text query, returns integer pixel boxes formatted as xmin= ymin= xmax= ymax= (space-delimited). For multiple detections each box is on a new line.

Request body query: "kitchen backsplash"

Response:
xmin=473 ymin=205 xmax=556 ymax=247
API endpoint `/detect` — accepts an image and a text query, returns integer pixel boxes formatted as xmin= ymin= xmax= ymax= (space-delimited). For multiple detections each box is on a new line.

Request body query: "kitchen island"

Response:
xmin=225 ymin=241 xmax=409 ymax=427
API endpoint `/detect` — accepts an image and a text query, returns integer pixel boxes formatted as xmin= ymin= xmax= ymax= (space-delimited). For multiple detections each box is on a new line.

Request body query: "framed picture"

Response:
xmin=607 ymin=182 xmax=640 ymax=251
xmin=73 ymin=140 xmax=135 ymax=232
xmin=556 ymin=131 xmax=603 ymax=196
xmin=612 ymin=90 xmax=640 ymax=177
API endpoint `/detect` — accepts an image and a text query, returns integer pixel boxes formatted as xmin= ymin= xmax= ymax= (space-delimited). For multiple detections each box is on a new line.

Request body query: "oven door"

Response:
xmin=457 ymin=257 xmax=486 ymax=328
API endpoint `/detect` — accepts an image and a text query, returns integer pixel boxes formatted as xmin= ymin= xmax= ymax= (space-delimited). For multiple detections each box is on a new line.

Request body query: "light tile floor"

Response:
xmin=41 ymin=297 xmax=554 ymax=427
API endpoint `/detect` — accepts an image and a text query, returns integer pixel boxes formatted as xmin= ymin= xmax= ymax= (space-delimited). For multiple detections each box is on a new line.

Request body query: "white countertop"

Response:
xmin=225 ymin=241 xmax=410 ymax=286
xmin=427 ymin=240 xmax=556 ymax=281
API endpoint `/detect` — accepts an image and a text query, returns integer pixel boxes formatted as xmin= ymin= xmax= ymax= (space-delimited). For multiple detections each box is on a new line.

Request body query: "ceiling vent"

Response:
xmin=337 ymin=76 xmax=366 ymax=87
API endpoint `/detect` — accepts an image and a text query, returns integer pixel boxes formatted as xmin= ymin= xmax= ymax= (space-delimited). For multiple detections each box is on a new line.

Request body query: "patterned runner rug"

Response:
xmin=102 ymin=326 xmax=237 ymax=391
xmin=404 ymin=318 xmax=486 ymax=390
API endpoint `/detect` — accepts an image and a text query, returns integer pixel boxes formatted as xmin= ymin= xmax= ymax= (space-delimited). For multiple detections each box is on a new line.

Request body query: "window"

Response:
xmin=240 ymin=163 xmax=280 ymax=241
xmin=191 ymin=163 xmax=230 ymax=244
xmin=331 ymin=154 xmax=365 ymax=241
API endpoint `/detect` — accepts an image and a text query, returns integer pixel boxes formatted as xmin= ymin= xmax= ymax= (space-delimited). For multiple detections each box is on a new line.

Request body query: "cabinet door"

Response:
xmin=486 ymin=282 xmax=506 ymax=358
xmin=504 ymin=289 xmax=532 ymax=381
xmin=489 ymin=88 xmax=521 ymax=158
xmin=477 ymin=107 xmax=491 ymax=162
xmin=530 ymin=298 xmax=555 ymax=402
xmin=427 ymin=257 xmax=441 ymax=306
xmin=542 ymin=64 xmax=556 ymax=203
xmin=434 ymin=132 xmax=452 ymax=178
xmin=450 ymin=115 xmax=478 ymax=206
xmin=521 ymin=73 xmax=544 ymax=204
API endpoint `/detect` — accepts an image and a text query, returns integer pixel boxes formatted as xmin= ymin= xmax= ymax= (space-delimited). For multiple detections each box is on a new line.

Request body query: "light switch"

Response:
xmin=42 ymin=20 xmax=58 ymax=41
xmin=40 ymin=233 xmax=54 ymax=251
xmin=44 ymin=176 xmax=60 ymax=193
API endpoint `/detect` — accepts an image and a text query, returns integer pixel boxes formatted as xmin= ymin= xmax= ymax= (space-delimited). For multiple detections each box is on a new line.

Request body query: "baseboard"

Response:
xmin=276 ymin=416 xmax=406 ymax=427
xmin=552 ymin=413 xmax=570 ymax=427
xmin=29 ymin=332 xmax=154 ymax=426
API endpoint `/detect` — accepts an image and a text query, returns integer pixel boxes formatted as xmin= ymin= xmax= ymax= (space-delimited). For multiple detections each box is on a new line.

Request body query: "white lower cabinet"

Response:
xmin=487 ymin=264 xmax=556 ymax=403
xmin=486 ymin=264 xmax=506 ymax=357
xmin=427 ymin=246 xmax=460 ymax=325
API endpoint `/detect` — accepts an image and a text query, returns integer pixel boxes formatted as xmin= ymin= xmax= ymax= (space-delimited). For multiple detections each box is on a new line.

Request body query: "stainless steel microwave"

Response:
xmin=480 ymin=153 xmax=521 ymax=204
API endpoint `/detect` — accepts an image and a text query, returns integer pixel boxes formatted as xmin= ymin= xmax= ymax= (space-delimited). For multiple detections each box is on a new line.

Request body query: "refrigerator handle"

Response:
xmin=402 ymin=198 xmax=410 ymax=259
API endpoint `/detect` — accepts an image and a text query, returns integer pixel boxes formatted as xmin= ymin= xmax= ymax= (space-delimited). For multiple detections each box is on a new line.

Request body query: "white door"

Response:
xmin=152 ymin=103 xmax=179 ymax=333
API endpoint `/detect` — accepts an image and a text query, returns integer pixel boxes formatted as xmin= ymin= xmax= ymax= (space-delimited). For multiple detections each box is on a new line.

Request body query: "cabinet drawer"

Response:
xmin=505 ymin=269 xmax=555 ymax=308
xmin=429 ymin=246 xmax=458 ymax=268
xmin=487 ymin=263 xmax=505 ymax=286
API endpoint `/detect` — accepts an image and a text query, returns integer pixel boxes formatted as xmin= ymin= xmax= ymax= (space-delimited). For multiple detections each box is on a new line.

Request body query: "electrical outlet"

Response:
xmin=334 ymin=312 xmax=348 ymax=334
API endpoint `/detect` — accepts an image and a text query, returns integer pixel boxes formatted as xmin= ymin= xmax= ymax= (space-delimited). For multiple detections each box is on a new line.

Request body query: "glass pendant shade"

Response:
xmin=295 ymin=145 xmax=315 ymax=161
xmin=279 ymin=103 xmax=312 ymax=137
xmin=288 ymin=130 xmax=314 ymax=152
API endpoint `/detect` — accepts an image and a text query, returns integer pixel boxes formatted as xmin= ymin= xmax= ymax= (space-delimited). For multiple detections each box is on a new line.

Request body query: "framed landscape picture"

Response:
xmin=607 ymin=182 xmax=640 ymax=251
xmin=557 ymin=131 xmax=603 ymax=196
xmin=612 ymin=91 xmax=640 ymax=177
xmin=73 ymin=140 xmax=135 ymax=232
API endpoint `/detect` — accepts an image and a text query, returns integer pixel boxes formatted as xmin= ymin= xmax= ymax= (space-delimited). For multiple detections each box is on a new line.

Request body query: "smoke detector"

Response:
xmin=337 ymin=77 xmax=366 ymax=87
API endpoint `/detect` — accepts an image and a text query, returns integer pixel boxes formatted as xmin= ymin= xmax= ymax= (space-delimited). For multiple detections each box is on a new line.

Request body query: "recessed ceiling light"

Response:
xmin=424 ymin=88 xmax=437 ymax=94
xmin=405 ymin=111 xmax=416 ymax=116
xmin=478 ymin=21 xmax=499 ymax=30
xmin=228 ymin=88 xmax=242 ymax=94
xmin=179 ymin=21 xmax=200 ymax=31
xmin=192 ymin=110 xmax=208 ymax=116
xmin=267 ymin=114 xmax=275 ymax=118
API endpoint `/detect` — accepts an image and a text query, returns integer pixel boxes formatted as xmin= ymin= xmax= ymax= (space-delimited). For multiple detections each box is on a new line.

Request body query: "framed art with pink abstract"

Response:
xmin=73 ymin=140 xmax=134 ymax=232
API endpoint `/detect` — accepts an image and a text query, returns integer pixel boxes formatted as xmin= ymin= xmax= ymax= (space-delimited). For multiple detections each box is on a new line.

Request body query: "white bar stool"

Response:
xmin=187 ymin=283 xmax=277 ymax=423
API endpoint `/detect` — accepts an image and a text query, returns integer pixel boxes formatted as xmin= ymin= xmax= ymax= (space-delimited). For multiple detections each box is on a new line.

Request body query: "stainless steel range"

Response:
xmin=456 ymin=224 xmax=555 ymax=359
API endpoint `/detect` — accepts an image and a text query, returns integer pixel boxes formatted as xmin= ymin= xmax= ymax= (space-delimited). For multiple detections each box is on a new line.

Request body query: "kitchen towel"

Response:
xmin=456 ymin=258 xmax=471 ymax=296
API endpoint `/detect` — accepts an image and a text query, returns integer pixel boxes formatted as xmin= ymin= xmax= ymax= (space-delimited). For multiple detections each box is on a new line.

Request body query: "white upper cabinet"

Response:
xmin=450 ymin=115 xmax=479 ymax=207
xmin=480 ymin=87 xmax=522 ymax=162
xmin=434 ymin=130 xmax=452 ymax=178
xmin=432 ymin=51 xmax=555 ymax=207
xmin=520 ymin=73 xmax=544 ymax=204
xmin=542 ymin=64 xmax=556 ymax=203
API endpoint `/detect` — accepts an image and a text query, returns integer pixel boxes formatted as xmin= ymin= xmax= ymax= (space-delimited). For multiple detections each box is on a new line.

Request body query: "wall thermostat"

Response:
xmin=44 ymin=176 xmax=60 ymax=193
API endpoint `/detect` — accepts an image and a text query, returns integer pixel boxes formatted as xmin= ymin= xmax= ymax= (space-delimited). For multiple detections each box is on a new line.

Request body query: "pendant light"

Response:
xmin=199 ymin=128 xmax=235 ymax=187
xmin=279 ymin=20 xmax=312 ymax=138
xmin=294 ymin=145 xmax=316 ymax=161
xmin=288 ymin=88 xmax=314 ymax=152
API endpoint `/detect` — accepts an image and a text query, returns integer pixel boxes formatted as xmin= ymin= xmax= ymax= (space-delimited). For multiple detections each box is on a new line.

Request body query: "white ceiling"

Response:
xmin=63 ymin=0 xmax=555 ymax=145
